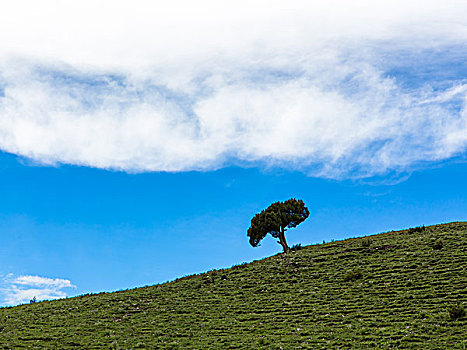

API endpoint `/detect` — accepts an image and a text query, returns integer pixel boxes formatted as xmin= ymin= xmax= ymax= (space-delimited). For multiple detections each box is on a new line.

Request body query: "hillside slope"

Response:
xmin=1 ymin=222 xmax=466 ymax=349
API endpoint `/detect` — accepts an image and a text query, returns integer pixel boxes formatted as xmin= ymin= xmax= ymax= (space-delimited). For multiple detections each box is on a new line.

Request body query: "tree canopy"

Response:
xmin=247 ymin=198 xmax=309 ymax=252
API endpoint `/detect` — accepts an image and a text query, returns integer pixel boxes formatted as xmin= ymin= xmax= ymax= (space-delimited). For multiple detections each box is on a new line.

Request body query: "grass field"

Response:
xmin=1 ymin=222 xmax=466 ymax=349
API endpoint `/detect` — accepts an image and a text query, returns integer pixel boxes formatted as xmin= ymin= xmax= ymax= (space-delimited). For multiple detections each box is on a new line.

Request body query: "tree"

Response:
xmin=247 ymin=198 xmax=309 ymax=253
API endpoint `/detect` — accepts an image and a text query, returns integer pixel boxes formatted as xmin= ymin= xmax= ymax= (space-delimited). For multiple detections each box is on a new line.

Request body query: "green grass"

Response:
xmin=1 ymin=222 xmax=466 ymax=349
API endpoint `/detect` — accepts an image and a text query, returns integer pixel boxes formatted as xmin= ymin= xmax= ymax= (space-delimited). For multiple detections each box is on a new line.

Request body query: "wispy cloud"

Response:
xmin=0 ymin=1 xmax=466 ymax=179
xmin=1 ymin=274 xmax=76 ymax=306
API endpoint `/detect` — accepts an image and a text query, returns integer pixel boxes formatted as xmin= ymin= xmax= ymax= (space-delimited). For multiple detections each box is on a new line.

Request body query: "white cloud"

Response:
xmin=1 ymin=274 xmax=76 ymax=306
xmin=0 ymin=0 xmax=466 ymax=179
xmin=1 ymin=0 xmax=466 ymax=70
xmin=10 ymin=275 xmax=75 ymax=289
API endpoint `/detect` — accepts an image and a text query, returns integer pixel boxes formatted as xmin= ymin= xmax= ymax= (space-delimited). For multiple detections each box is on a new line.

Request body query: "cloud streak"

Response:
xmin=1 ymin=274 xmax=76 ymax=306
xmin=0 ymin=0 xmax=466 ymax=179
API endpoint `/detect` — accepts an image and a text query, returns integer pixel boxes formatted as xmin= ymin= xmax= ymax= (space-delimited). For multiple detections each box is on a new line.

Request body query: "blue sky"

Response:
xmin=1 ymin=153 xmax=465 ymax=306
xmin=0 ymin=0 xmax=466 ymax=305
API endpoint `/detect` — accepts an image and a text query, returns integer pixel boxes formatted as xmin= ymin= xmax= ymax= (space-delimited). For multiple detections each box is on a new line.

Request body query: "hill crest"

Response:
xmin=0 ymin=222 xmax=466 ymax=349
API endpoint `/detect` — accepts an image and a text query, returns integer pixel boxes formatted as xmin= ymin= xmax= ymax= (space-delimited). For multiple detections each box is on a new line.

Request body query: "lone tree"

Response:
xmin=247 ymin=198 xmax=309 ymax=253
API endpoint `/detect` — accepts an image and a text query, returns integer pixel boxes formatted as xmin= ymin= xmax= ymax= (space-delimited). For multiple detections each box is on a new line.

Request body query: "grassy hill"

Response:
xmin=0 ymin=222 xmax=466 ymax=349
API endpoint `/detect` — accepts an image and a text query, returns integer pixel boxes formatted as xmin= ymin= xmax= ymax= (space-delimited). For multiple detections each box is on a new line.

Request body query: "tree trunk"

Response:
xmin=277 ymin=227 xmax=290 ymax=253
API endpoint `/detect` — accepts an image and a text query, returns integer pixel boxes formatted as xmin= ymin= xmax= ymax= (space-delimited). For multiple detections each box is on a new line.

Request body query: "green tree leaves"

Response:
xmin=247 ymin=198 xmax=309 ymax=252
